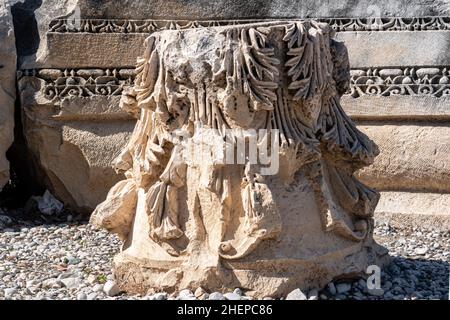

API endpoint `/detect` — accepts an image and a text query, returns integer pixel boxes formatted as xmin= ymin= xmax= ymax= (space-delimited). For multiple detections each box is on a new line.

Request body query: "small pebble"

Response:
xmin=154 ymin=292 xmax=168 ymax=300
xmin=224 ymin=292 xmax=241 ymax=300
xmin=327 ymin=282 xmax=337 ymax=295
xmin=308 ymin=288 xmax=319 ymax=300
xmin=286 ymin=288 xmax=307 ymax=300
xmin=209 ymin=292 xmax=225 ymax=300
xmin=77 ymin=292 xmax=87 ymax=300
xmin=103 ymin=280 xmax=121 ymax=297
xmin=194 ymin=287 xmax=208 ymax=300
xmin=368 ymin=288 xmax=385 ymax=297
xmin=4 ymin=288 xmax=17 ymax=299
xmin=178 ymin=289 xmax=193 ymax=298
xmin=93 ymin=284 xmax=104 ymax=292
xmin=336 ymin=283 xmax=351 ymax=294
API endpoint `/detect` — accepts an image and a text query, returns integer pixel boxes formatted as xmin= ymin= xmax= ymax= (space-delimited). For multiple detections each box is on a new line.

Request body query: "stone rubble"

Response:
xmin=0 ymin=215 xmax=448 ymax=300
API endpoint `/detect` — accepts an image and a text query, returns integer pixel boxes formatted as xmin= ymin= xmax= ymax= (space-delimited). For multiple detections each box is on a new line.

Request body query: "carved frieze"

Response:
xmin=20 ymin=68 xmax=135 ymax=99
xmin=22 ymin=66 xmax=450 ymax=100
xmin=48 ymin=16 xmax=450 ymax=34
xmin=349 ymin=67 xmax=450 ymax=98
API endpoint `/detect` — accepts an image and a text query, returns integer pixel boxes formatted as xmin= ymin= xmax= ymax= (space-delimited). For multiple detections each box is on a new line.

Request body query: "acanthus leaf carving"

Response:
xmin=90 ymin=20 xmax=389 ymax=297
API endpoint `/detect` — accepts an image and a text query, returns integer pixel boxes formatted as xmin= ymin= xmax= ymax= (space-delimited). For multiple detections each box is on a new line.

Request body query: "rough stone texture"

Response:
xmin=342 ymin=96 xmax=450 ymax=120
xmin=77 ymin=0 xmax=450 ymax=20
xmin=18 ymin=74 xmax=135 ymax=212
xmin=0 ymin=1 xmax=16 ymax=190
xmin=12 ymin=0 xmax=79 ymax=69
xmin=45 ymin=33 xmax=148 ymax=69
xmin=375 ymin=191 xmax=450 ymax=234
xmin=335 ymin=31 xmax=450 ymax=68
xmin=355 ymin=124 xmax=450 ymax=220
xmin=375 ymin=204 xmax=450 ymax=231
xmin=91 ymin=21 xmax=389 ymax=298
xmin=12 ymin=0 xmax=141 ymax=210
xmin=356 ymin=125 xmax=450 ymax=193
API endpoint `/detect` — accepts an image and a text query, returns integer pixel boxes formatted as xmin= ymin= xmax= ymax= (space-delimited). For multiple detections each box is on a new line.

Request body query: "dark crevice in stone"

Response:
xmin=1 ymin=78 xmax=44 ymax=209
xmin=11 ymin=0 xmax=42 ymax=57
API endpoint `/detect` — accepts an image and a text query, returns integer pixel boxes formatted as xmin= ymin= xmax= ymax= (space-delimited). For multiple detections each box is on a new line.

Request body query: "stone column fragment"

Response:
xmin=91 ymin=21 xmax=389 ymax=298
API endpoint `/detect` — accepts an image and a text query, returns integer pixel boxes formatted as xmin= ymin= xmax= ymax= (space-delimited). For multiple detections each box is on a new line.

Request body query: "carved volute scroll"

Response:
xmin=90 ymin=20 xmax=388 ymax=297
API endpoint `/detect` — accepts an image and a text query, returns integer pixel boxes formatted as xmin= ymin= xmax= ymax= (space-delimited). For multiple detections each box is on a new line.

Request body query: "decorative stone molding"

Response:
xmin=22 ymin=66 xmax=450 ymax=100
xmin=349 ymin=66 xmax=450 ymax=98
xmin=20 ymin=68 xmax=135 ymax=100
xmin=48 ymin=16 xmax=450 ymax=34
xmin=325 ymin=16 xmax=450 ymax=32
xmin=90 ymin=20 xmax=388 ymax=297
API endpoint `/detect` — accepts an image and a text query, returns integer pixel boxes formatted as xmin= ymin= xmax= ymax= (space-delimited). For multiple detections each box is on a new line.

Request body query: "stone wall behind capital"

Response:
xmin=0 ymin=1 xmax=16 ymax=192
xmin=11 ymin=0 xmax=450 ymax=219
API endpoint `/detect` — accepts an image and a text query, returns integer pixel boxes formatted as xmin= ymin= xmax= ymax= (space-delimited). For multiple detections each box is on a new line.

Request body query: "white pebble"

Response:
xmin=224 ymin=292 xmax=241 ymax=300
xmin=77 ymin=292 xmax=87 ymax=300
xmin=286 ymin=288 xmax=307 ymax=300
xmin=103 ymin=280 xmax=121 ymax=297
xmin=93 ymin=284 xmax=104 ymax=292
xmin=4 ymin=288 xmax=17 ymax=299
xmin=209 ymin=292 xmax=225 ymax=300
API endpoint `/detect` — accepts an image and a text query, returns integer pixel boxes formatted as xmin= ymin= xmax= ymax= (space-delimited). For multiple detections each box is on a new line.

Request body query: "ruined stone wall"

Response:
xmin=8 ymin=0 xmax=450 ymax=217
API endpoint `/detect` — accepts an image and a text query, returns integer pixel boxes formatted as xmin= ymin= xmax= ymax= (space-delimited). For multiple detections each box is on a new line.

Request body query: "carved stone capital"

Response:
xmin=90 ymin=20 xmax=389 ymax=297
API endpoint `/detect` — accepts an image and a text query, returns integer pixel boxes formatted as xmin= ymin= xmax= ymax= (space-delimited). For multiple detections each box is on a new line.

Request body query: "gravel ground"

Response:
xmin=0 ymin=210 xmax=448 ymax=300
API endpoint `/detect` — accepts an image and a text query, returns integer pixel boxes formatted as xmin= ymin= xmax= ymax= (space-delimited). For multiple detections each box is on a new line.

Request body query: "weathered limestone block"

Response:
xmin=12 ymin=0 xmax=140 ymax=210
xmin=339 ymin=63 xmax=450 ymax=221
xmin=335 ymin=30 xmax=450 ymax=68
xmin=91 ymin=21 xmax=388 ymax=297
xmin=356 ymin=125 xmax=450 ymax=193
xmin=76 ymin=0 xmax=450 ymax=20
xmin=343 ymin=95 xmax=450 ymax=120
xmin=18 ymin=72 xmax=136 ymax=212
xmin=45 ymin=33 xmax=148 ymax=69
xmin=12 ymin=0 xmax=79 ymax=69
xmin=377 ymin=191 xmax=450 ymax=220
xmin=0 ymin=1 xmax=16 ymax=190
